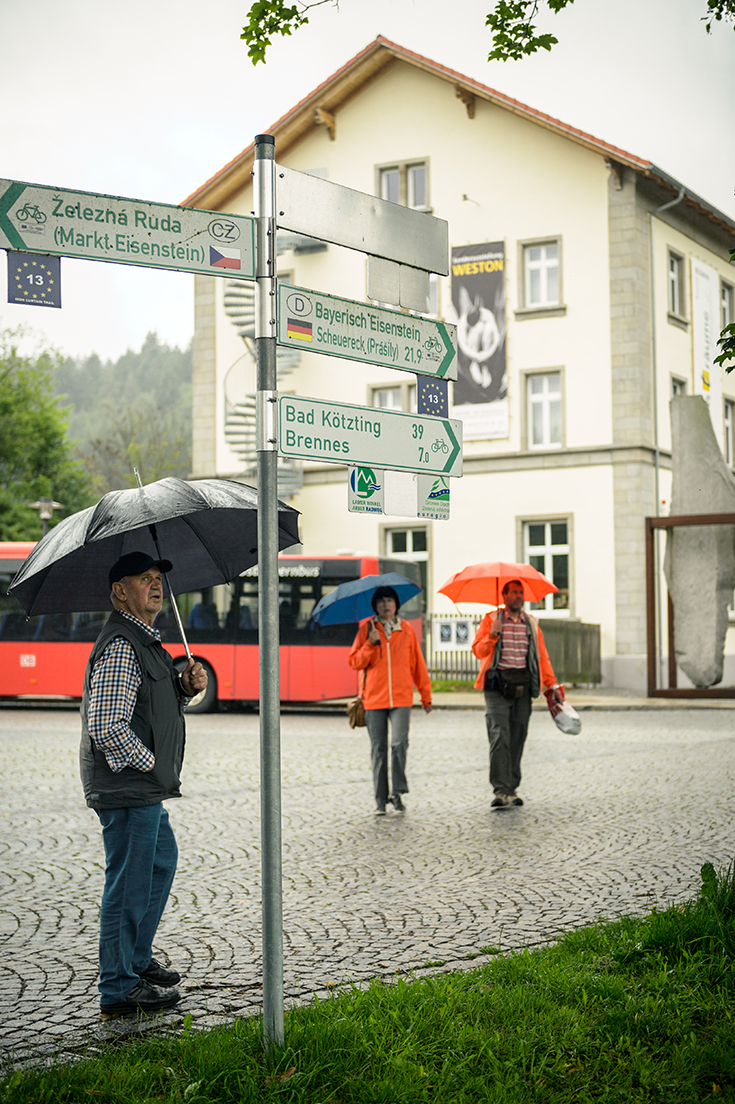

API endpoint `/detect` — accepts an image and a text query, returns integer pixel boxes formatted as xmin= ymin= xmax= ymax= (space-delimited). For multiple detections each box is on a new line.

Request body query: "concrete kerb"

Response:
xmin=317 ymin=688 xmax=735 ymax=714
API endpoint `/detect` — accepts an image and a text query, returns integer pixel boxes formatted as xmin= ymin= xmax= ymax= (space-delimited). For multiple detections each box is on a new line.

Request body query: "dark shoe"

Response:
xmin=389 ymin=793 xmax=406 ymax=812
xmin=490 ymin=793 xmax=511 ymax=809
xmin=508 ymin=794 xmax=524 ymax=806
xmin=100 ymin=979 xmax=181 ymax=1018
xmin=374 ymin=803 xmax=387 ymax=816
xmin=139 ymin=958 xmax=181 ymax=987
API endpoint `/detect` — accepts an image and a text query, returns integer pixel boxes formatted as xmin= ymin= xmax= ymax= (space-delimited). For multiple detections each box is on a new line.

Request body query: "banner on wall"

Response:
xmin=691 ymin=258 xmax=723 ymax=447
xmin=447 ymin=241 xmax=508 ymax=440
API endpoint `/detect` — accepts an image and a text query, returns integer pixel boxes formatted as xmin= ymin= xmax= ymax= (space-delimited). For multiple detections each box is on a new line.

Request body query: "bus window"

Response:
xmin=0 ymin=545 xmax=424 ymax=708
xmin=73 ymin=611 xmax=111 ymax=642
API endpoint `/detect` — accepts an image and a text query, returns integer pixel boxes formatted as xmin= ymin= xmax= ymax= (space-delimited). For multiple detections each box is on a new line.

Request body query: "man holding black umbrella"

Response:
xmin=80 ymin=551 xmax=207 ymax=1017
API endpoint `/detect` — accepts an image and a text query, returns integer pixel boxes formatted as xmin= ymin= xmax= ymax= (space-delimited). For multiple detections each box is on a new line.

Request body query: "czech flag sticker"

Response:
xmin=209 ymin=245 xmax=241 ymax=270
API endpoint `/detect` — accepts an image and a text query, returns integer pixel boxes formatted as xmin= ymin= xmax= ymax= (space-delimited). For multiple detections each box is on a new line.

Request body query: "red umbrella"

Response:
xmin=438 ymin=561 xmax=558 ymax=607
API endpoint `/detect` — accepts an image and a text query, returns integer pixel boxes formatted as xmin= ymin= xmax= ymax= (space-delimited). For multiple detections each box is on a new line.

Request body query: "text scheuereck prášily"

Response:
xmin=314 ymin=301 xmax=421 ymax=363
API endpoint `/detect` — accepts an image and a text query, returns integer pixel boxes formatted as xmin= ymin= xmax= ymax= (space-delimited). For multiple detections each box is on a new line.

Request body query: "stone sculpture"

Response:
xmin=663 ymin=395 xmax=735 ymax=686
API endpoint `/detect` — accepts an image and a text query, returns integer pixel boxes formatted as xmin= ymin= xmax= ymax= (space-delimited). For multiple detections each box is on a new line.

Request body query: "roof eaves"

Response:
xmin=181 ymin=37 xmax=392 ymax=210
xmin=181 ymin=35 xmax=735 ymax=240
xmin=636 ymin=163 xmax=735 ymax=236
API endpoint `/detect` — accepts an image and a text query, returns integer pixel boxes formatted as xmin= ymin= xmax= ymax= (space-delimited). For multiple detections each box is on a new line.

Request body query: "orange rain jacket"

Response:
xmin=472 ymin=609 xmax=556 ymax=695
xmin=349 ymin=618 xmax=432 ymax=710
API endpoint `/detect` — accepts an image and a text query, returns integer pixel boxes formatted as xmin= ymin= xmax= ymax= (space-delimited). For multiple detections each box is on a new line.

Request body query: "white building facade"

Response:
xmin=184 ymin=37 xmax=735 ymax=691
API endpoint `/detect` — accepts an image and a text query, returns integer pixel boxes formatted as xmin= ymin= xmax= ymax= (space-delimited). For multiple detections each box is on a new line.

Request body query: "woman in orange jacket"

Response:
xmin=348 ymin=585 xmax=432 ymax=815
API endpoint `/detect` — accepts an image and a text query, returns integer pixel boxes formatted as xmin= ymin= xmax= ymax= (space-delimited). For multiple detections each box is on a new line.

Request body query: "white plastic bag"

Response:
xmin=544 ymin=686 xmax=582 ymax=735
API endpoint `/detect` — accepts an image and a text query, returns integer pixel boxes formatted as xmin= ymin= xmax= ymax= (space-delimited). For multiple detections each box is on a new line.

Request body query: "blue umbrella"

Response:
xmin=310 ymin=572 xmax=421 ymax=626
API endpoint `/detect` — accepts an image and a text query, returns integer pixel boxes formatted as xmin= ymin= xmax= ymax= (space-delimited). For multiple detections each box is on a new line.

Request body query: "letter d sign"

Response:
xmin=286 ymin=291 xmax=312 ymax=317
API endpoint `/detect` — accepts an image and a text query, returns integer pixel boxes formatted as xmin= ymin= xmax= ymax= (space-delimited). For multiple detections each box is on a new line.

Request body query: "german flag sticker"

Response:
xmin=287 ymin=318 xmax=313 ymax=342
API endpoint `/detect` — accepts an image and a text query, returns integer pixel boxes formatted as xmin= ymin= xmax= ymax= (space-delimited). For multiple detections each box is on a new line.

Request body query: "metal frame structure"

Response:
xmin=645 ymin=513 xmax=735 ymax=698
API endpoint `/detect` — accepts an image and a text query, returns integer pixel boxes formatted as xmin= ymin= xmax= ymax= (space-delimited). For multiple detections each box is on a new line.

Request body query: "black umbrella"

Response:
xmin=9 ymin=476 xmax=300 ymax=632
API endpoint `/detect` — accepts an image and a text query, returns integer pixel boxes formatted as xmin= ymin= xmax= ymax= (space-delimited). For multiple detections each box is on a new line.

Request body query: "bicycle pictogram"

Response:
xmin=423 ymin=334 xmax=442 ymax=359
xmin=16 ymin=204 xmax=47 ymax=225
xmin=431 ymin=438 xmax=449 ymax=454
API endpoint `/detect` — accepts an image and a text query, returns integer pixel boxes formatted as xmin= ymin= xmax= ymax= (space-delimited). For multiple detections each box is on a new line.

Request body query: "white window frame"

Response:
xmin=671 ymin=375 xmax=687 ymax=398
xmin=724 ymin=399 xmax=735 ymax=467
xmin=380 ymin=525 xmax=431 ymax=599
xmin=369 ymin=382 xmax=416 ymax=412
xmin=525 ymin=370 xmax=563 ymax=450
xmin=722 ymin=280 xmax=734 ymax=329
xmin=521 ymin=517 xmax=572 ymax=617
xmin=376 ymin=160 xmax=431 ymax=212
xmin=667 ymin=250 xmax=686 ymax=320
xmin=523 ymin=240 xmax=560 ymax=308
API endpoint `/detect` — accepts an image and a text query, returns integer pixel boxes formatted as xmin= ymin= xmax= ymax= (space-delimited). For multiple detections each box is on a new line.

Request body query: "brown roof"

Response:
xmin=182 ymin=36 xmax=735 ymax=236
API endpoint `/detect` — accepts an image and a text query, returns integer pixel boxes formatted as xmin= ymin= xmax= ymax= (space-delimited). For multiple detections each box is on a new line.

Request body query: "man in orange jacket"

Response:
xmin=349 ymin=585 xmax=432 ymax=815
xmin=472 ymin=580 xmax=562 ymax=809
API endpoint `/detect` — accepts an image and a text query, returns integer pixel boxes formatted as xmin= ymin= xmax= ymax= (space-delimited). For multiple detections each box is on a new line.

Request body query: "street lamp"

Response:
xmin=28 ymin=497 xmax=64 ymax=538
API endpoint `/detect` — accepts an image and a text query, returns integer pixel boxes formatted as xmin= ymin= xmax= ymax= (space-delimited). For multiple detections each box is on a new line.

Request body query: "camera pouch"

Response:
xmin=488 ymin=667 xmax=530 ymax=701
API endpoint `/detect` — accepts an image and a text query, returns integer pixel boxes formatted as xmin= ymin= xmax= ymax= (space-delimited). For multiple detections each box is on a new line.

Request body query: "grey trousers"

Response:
xmin=365 ymin=706 xmax=411 ymax=804
xmin=483 ymin=688 xmax=532 ymax=796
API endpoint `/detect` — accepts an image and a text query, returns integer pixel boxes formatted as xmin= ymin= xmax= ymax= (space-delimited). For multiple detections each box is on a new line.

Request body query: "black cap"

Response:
xmin=109 ymin=551 xmax=173 ymax=587
xmin=371 ymin=585 xmax=401 ymax=614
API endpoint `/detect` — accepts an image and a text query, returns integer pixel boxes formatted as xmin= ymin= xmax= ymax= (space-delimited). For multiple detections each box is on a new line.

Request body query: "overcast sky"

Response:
xmin=1 ymin=0 xmax=733 ymax=362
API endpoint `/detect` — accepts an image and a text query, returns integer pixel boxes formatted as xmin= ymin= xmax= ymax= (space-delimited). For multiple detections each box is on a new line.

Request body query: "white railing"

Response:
xmin=426 ymin=612 xmax=483 ymax=680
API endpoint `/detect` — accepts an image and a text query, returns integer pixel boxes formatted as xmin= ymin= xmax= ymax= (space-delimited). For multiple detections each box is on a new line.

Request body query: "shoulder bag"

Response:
xmin=347 ymin=667 xmax=368 ymax=728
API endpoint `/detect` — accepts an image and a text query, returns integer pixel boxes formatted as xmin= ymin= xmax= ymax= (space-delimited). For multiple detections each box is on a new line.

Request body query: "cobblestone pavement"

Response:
xmin=1 ymin=703 xmax=734 ymax=1070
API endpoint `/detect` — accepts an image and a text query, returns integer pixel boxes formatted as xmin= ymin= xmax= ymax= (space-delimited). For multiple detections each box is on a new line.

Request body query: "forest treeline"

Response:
xmin=55 ymin=331 xmax=193 ymax=493
xmin=0 ymin=327 xmax=192 ymax=541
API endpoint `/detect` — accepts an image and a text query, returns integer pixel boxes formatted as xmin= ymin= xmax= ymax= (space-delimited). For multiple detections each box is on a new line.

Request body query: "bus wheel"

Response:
xmin=173 ymin=658 xmax=217 ymax=714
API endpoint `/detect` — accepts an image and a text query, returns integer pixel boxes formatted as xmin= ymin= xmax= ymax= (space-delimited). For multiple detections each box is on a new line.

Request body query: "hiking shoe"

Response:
xmin=389 ymin=794 xmax=406 ymax=812
xmin=490 ymin=793 xmax=511 ymax=809
xmin=139 ymin=958 xmax=181 ymax=987
xmin=100 ymin=979 xmax=181 ymax=1018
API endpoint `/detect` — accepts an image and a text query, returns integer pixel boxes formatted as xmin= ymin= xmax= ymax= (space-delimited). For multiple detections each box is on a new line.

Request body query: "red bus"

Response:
xmin=0 ymin=543 xmax=423 ymax=712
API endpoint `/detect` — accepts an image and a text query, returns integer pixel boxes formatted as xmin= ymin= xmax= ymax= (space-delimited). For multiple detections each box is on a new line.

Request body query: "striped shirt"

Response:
xmin=87 ymin=611 xmax=162 ymax=774
xmin=497 ymin=611 xmax=529 ymax=670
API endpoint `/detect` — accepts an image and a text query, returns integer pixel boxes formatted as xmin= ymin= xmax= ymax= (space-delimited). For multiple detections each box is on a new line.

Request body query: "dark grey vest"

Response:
xmin=80 ymin=611 xmax=185 ymax=810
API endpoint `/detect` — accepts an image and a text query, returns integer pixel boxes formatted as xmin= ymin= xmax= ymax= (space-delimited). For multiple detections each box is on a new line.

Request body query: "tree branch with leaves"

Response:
xmin=241 ymin=0 xmax=735 ymax=65
xmin=241 ymin=0 xmax=337 ymax=64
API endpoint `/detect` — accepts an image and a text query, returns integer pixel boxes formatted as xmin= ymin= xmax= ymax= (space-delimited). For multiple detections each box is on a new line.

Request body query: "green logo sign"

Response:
xmin=348 ymin=467 xmax=384 ymax=514
xmin=351 ymin=467 xmax=380 ymax=499
xmin=418 ymin=475 xmax=450 ymax=521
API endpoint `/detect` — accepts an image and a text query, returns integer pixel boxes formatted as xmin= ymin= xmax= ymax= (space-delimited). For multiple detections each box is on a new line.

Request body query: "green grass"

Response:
xmin=3 ymin=862 xmax=734 ymax=1103
xmin=429 ymin=677 xmax=476 ymax=692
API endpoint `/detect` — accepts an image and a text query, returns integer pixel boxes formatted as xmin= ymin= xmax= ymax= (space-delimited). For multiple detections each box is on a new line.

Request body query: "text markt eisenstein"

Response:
xmin=314 ymin=302 xmax=420 ymax=361
xmin=49 ymin=199 xmax=205 ymax=262
xmin=284 ymin=403 xmax=381 ymax=456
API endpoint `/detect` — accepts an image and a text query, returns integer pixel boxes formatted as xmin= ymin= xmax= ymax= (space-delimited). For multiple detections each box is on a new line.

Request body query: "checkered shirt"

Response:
xmin=497 ymin=610 xmax=529 ymax=669
xmin=87 ymin=610 xmax=162 ymax=773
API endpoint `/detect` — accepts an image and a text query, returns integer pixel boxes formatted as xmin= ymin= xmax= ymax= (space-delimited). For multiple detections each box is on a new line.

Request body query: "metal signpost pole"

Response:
xmin=253 ymin=133 xmax=285 ymax=1048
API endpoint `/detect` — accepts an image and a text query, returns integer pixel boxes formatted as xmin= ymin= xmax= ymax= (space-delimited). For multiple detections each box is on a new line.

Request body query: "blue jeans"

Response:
xmin=96 ymin=804 xmax=178 ymax=1003
xmin=365 ymin=706 xmax=411 ymax=805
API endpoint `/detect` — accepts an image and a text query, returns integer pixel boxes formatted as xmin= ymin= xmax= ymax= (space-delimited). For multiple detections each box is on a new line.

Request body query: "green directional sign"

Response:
xmin=277 ymin=284 xmax=457 ymax=380
xmin=0 ymin=178 xmax=255 ymax=279
xmin=279 ymin=395 xmax=462 ymax=477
